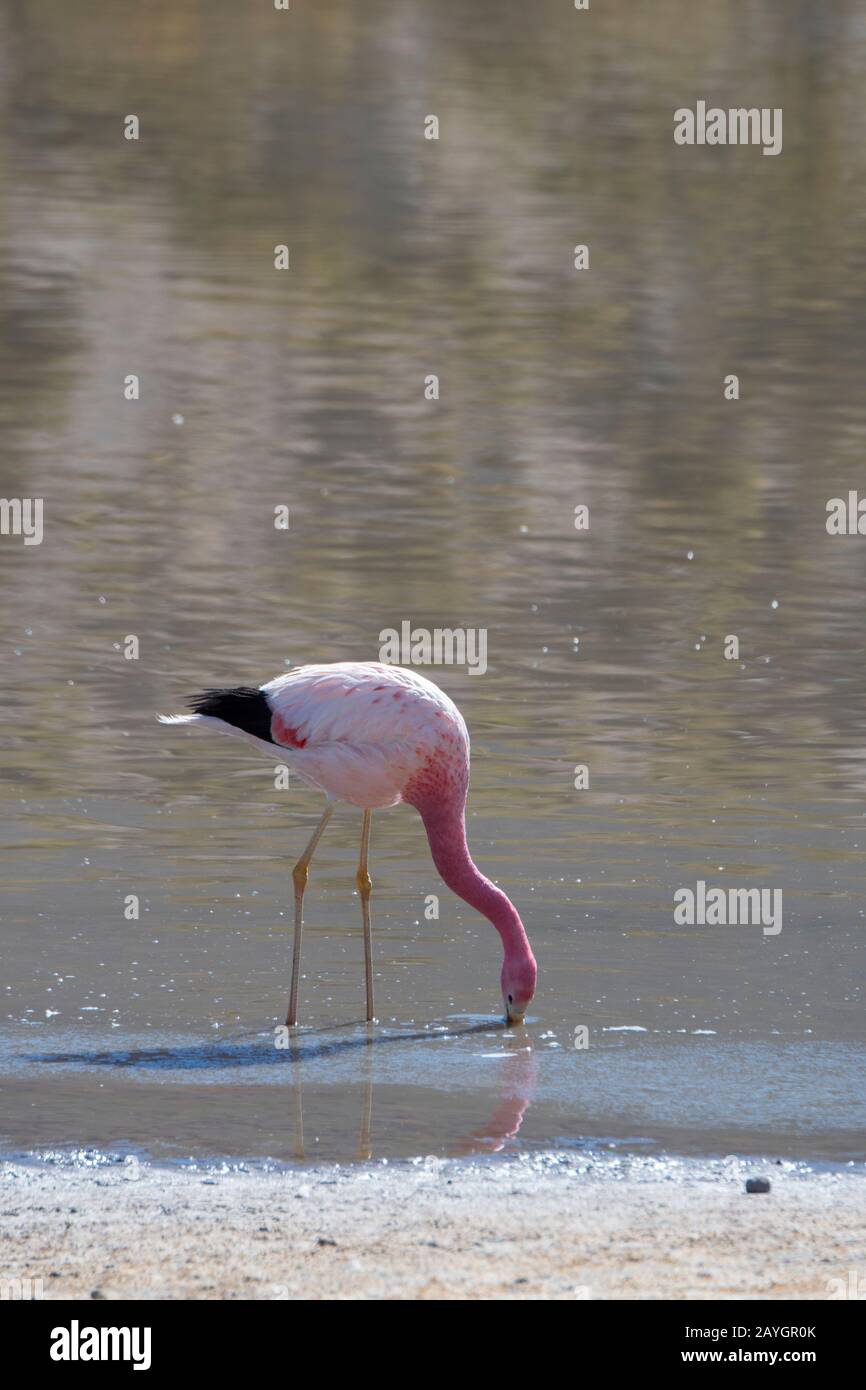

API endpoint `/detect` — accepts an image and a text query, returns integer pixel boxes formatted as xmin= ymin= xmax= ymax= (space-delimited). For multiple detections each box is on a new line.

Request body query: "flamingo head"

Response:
xmin=502 ymin=953 xmax=537 ymax=1026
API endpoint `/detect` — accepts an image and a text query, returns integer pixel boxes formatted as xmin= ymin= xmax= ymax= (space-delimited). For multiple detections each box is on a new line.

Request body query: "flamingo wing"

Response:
xmin=262 ymin=663 xmax=467 ymax=808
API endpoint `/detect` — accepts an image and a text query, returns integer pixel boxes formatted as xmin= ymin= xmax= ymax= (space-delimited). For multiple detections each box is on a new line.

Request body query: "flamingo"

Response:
xmin=158 ymin=662 xmax=537 ymax=1027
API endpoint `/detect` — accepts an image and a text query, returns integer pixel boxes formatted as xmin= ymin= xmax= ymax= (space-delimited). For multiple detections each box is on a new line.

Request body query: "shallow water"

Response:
xmin=1 ymin=1 xmax=865 ymax=1165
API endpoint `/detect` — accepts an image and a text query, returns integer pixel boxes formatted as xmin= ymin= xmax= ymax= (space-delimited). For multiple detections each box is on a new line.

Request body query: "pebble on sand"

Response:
xmin=745 ymin=1177 xmax=771 ymax=1194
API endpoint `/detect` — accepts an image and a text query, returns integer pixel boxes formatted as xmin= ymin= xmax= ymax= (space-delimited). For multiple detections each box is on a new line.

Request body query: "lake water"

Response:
xmin=1 ymin=0 xmax=864 ymax=1167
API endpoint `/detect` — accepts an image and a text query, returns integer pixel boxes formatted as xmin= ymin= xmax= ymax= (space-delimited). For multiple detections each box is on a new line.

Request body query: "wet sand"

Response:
xmin=3 ymin=1154 xmax=863 ymax=1301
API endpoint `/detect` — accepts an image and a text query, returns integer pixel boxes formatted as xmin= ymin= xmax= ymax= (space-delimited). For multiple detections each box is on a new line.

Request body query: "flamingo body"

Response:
xmin=159 ymin=662 xmax=536 ymax=1021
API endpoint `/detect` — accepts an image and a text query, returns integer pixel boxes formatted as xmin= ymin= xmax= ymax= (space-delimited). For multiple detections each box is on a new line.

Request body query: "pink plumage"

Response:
xmin=265 ymin=662 xmax=469 ymax=809
xmin=159 ymin=662 xmax=536 ymax=1026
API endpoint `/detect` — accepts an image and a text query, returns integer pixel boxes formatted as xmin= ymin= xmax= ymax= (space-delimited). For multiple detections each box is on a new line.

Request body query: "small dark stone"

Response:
xmin=745 ymin=1177 xmax=771 ymax=1194
xmin=90 ymin=1289 xmax=105 ymax=1299
xmin=316 ymin=1236 xmax=337 ymax=1247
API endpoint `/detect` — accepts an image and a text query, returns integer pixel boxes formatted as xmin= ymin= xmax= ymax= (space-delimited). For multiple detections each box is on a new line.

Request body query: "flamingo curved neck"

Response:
xmin=417 ymin=803 xmax=531 ymax=963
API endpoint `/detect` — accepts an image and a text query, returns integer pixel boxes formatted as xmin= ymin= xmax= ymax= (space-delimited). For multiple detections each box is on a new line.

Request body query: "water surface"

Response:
xmin=1 ymin=0 xmax=865 ymax=1165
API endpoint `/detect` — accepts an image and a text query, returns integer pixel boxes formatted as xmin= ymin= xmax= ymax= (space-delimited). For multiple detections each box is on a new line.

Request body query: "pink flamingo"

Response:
xmin=158 ymin=662 xmax=536 ymax=1027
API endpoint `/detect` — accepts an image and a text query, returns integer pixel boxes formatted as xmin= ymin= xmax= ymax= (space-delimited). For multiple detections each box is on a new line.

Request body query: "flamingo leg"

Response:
xmin=286 ymin=803 xmax=334 ymax=1026
xmin=357 ymin=809 xmax=374 ymax=1022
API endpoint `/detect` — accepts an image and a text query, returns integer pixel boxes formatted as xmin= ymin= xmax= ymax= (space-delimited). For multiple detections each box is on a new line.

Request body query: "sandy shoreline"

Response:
xmin=2 ymin=1152 xmax=864 ymax=1300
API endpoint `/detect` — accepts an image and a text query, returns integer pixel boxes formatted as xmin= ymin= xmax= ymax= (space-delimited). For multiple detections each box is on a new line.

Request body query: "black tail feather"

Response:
xmin=188 ymin=686 xmax=276 ymax=744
